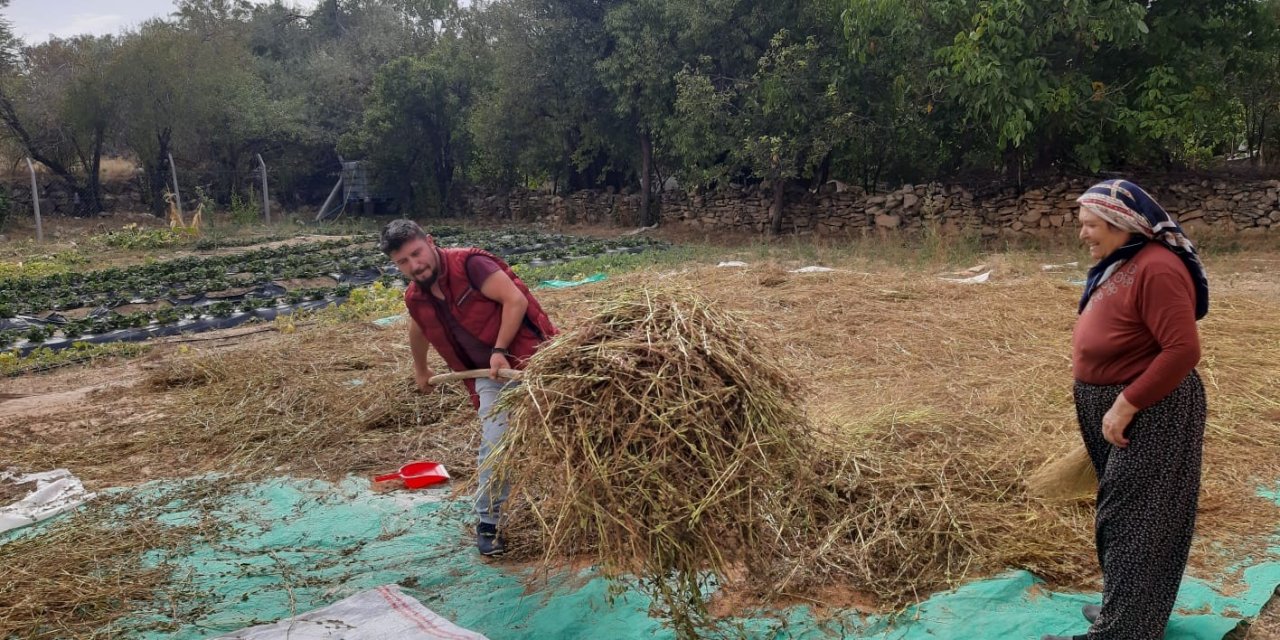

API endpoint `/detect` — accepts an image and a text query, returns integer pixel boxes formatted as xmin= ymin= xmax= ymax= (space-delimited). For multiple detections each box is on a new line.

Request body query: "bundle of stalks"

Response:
xmin=1026 ymin=443 xmax=1097 ymax=501
xmin=492 ymin=285 xmax=826 ymax=637
xmin=140 ymin=324 xmax=476 ymax=478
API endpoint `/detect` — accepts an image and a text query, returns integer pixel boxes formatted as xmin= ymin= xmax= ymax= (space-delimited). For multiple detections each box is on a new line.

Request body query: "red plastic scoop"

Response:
xmin=373 ymin=461 xmax=450 ymax=489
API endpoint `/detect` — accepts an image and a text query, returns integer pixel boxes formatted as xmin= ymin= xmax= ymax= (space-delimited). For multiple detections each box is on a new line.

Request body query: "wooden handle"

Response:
xmin=428 ymin=368 xmax=523 ymax=384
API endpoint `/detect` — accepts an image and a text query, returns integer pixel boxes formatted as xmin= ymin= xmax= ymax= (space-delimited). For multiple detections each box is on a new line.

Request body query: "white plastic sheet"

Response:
xmin=1040 ymin=261 xmax=1079 ymax=271
xmin=940 ymin=271 xmax=992 ymax=284
xmin=214 ymin=585 xmax=488 ymax=640
xmin=0 ymin=468 xmax=95 ymax=536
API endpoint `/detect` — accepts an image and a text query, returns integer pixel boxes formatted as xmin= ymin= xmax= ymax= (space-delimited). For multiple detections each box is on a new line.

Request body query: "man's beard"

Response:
xmin=414 ymin=270 xmax=438 ymax=290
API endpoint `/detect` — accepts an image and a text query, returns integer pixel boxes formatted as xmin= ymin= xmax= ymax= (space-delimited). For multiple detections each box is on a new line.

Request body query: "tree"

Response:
xmin=598 ymin=0 xmax=684 ymax=226
xmin=342 ymin=45 xmax=477 ymax=214
xmin=1231 ymin=0 xmax=1280 ymax=165
xmin=472 ymin=0 xmax=630 ymax=195
xmin=110 ymin=21 xmax=272 ymax=214
xmin=0 ymin=35 xmax=119 ymax=215
xmin=673 ymin=29 xmax=857 ymax=234
xmin=929 ymin=0 xmax=1150 ymax=176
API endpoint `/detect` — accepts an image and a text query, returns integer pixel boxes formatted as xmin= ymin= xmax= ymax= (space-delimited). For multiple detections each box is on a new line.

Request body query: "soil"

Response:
xmin=0 ymin=323 xmax=280 ymax=488
xmin=274 ymin=276 xmax=339 ymax=290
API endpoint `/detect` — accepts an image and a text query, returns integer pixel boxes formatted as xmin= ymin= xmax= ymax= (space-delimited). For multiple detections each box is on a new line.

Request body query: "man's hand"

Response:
xmin=1102 ymin=394 xmax=1138 ymax=448
xmin=414 ymin=368 xmax=436 ymax=394
xmin=489 ymin=352 xmax=512 ymax=380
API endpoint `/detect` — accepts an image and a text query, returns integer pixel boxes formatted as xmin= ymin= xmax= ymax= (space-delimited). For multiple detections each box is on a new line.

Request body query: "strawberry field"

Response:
xmin=0 ymin=227 xmax=664 ymax=353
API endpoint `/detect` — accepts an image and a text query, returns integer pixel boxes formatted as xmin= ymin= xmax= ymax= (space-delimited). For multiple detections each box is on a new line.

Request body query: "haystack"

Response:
xmin=491 ymin=285 xmax=825 ymax=636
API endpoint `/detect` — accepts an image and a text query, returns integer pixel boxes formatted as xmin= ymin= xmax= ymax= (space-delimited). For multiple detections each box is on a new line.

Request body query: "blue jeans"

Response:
xmin=474 ymin=377 xmax=516 ymax=526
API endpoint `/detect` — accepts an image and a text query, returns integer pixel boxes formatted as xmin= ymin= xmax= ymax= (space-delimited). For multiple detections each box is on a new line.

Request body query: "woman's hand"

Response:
xmin=1103 ymin=393 xmax=1139 ymax=448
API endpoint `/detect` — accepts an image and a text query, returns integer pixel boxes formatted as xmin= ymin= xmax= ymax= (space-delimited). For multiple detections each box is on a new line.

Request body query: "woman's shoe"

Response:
xmin=1082 ymin=604 xmax=1101 ymax=623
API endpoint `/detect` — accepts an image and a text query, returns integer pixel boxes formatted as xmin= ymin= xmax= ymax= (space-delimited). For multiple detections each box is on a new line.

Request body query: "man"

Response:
xmin=379 ymin=220 xmax=557 ymax=556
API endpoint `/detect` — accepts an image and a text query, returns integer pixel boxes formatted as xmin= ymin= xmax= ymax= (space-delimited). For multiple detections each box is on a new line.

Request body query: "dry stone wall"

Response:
xmin=461 ymin=176 xmax=1280 ymax=236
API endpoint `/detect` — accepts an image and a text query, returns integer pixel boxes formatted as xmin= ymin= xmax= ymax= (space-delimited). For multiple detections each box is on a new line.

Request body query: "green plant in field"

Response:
xmin=93 ymin=224 xmax=189 ymax=250
xmin=0 ymin=252 xmax=82 ymax=280
xmin=23 ymin=325 xmax=50 ymax=343
xmin=310 ymin=281 xmax=404 ymax=324
xmin=229 ymin=190 xmax=261 ymax=226
xmin=1 ymin=342 xmax=151 ymax=377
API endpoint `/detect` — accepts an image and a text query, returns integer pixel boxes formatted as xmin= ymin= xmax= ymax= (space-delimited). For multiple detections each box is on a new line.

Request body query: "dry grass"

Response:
xmin=5 ymin=323 xmax=480 ymax=485
xmin=138 ymin=323 xmax=479 ymax=479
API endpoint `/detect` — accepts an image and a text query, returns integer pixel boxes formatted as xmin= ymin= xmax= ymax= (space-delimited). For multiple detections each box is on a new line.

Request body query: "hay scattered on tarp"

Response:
xmin=0 ymin=482 xmax=232 ymax=639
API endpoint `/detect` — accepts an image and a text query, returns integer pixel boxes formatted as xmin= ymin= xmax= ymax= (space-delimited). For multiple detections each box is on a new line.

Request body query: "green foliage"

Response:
xmin=342 ymin=47 xmax=476 ymax=214
xmin=308 ymin=280 xmax=405 ymax=324
xmin=229 ymin=190 xmax=261 ymax=226
xmin=0 ymin=250 xmax=89 ymax=280
xmin=91 ymin=225 xmax=190 ymax=250
xmin=2 ymin=0 xmax=1279 ymax=217
xmin=0 ymin=342 xmax=151 ymax=377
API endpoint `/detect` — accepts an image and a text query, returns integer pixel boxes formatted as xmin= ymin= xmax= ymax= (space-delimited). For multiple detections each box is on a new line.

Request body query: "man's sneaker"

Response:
xmin=476 ymin=523 xmax=505 ymax=556
xmin=1082 ymin=604 xmax=1101 ymax=624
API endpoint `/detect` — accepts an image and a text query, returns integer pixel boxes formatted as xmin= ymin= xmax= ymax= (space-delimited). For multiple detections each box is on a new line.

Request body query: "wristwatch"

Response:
xmin=491 ymin=347 xmax=510 ymax=356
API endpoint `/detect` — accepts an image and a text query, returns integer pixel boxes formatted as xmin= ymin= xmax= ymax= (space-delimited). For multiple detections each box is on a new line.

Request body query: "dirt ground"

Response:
xmin=3 ymin=222 xmax=1280 ymax=636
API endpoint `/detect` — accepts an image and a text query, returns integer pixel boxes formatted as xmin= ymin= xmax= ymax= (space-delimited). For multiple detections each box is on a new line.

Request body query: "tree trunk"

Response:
xmin=83 ymin=128 xmax=105 ymax=215
xmin=639 ymin=130 xmax=656 ymax=226
xmin=1259 ymin=110 xmax=1269 ymax=167
xmin=769 ymin=177 xmax=786 ymax=236
xmin=437 ymin=137 xmax=455 ymax=216
xmin=810 ymin=151 xmax=832 ymax=191
xmin=148 ymin=131 xmax=173 ymax=217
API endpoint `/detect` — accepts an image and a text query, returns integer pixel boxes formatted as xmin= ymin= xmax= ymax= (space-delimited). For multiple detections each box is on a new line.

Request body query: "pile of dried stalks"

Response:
xmin=493 ymin=285 xmax=828 ymax=635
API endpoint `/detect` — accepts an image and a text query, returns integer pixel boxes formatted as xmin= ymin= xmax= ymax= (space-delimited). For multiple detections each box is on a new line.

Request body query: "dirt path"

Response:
xmin=0 ymin=372 xmax=139 ymax=424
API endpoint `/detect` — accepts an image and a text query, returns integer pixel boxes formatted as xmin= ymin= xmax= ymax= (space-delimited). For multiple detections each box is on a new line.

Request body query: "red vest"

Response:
xmin=404 ymin=247 xmax=557 ymax=408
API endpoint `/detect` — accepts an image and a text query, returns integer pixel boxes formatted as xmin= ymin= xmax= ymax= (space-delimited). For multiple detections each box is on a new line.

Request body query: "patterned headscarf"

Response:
xmin=1076 ymin=179 xmax=1209 ymax=319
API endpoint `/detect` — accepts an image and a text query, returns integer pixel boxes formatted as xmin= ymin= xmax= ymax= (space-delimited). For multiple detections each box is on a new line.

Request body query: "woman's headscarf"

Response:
xmin=1076 ymin=179 xmax=1209 ymax=319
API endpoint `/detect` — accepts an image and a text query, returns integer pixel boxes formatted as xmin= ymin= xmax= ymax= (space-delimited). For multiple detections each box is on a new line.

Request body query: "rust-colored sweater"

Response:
xmin=1072 ymin=243 xmax=1201 ymax=409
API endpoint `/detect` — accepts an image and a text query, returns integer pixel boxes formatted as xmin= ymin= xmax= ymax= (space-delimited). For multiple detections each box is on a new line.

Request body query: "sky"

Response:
xmin=5 ymin=0 xmax=318 ymax=44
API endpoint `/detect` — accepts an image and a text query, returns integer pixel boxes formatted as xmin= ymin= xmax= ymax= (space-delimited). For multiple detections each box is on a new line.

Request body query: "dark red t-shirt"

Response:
xmin=1072 ymin=243 xmax=1201 ymax=409
xmin=426 ymin=255 xmax=502 ymax=369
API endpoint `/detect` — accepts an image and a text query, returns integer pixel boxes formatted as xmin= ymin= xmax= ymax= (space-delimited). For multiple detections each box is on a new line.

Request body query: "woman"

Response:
xmin=1043 ymin=179 xmax=1210 ymax=640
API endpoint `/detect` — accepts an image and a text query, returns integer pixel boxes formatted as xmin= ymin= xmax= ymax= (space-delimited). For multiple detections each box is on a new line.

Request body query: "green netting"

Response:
xmin=77 ymin=477 xmax=1280 ymax=639
xmin=535 ymin=273 xmax=608 ymax=289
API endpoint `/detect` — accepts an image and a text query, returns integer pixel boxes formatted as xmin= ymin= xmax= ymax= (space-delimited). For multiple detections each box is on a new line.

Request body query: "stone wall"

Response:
xmin=2 ymin=179 xmax=143 ymax=217
xmin=461 ymin=175 xmax=1280 ymax=236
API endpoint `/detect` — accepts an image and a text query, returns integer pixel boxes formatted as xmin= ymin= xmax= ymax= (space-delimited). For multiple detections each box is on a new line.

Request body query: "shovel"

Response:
xmin=373 ymin=461 xmax=450 ymax=489
xmin=428 ymin=368 xmax=524 ymax=384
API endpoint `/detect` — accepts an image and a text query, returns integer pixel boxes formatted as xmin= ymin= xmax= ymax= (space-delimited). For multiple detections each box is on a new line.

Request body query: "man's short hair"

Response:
xmin=379 ymin=219 xmax=428 ymax=254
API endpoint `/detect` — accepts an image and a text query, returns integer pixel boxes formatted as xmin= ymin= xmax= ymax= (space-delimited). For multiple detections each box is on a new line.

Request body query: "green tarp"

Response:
xmin=69 ymin=477 xmax=1277 ymax=639
xmin=535 ymin=273 xmax=608 ymax=289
